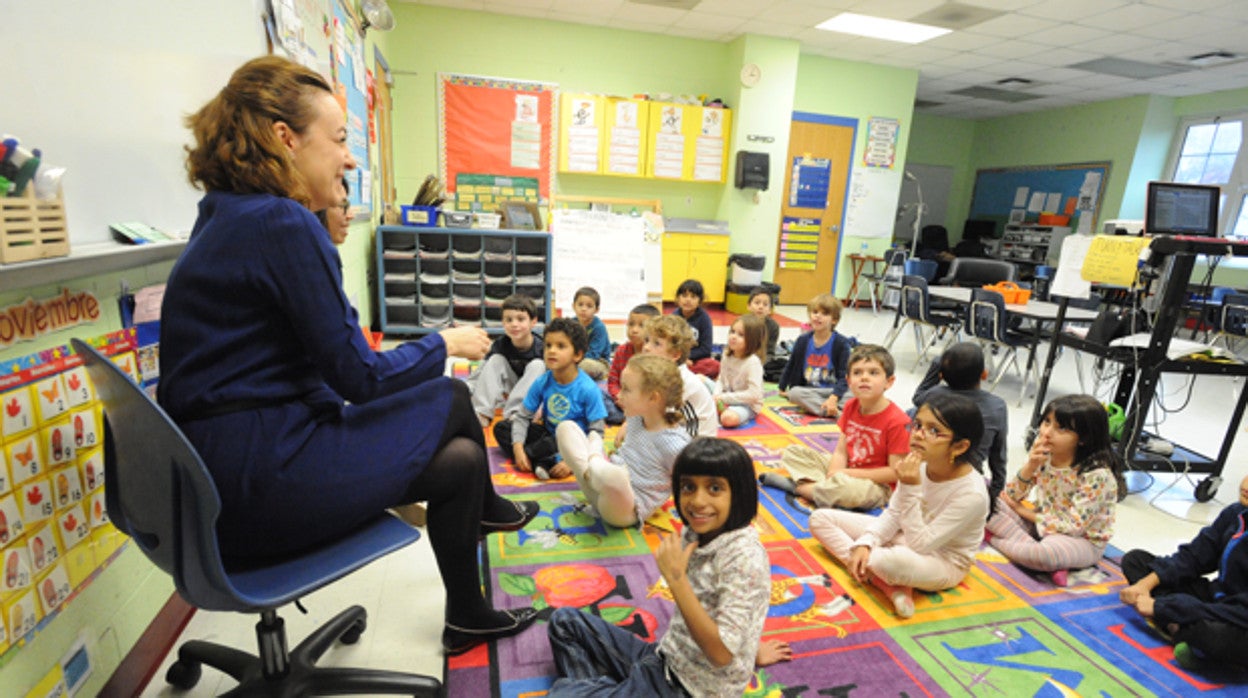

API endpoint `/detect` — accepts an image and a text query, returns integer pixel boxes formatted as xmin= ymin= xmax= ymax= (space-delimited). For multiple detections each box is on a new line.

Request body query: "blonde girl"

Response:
xmin=809 ymin=392 xmax=989 ymax=618
xmin=715 ymin=315 xmax=766 ymax=428
xmin=986 ymin=394 xmax=1124 ymax=586
xmin=557 ymin=354 xmax=692 ymax=527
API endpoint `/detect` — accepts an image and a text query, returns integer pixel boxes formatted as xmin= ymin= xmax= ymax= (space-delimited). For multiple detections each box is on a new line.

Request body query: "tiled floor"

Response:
xmin=139 ymin=303 xmax=1248 ymax=696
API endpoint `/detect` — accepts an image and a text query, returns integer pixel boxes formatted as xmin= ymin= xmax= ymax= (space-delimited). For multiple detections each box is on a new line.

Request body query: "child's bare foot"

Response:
xmin=891 ymin=589 xmax=915 ymax=619
xmin=755 ymin=639 xmax=793 ymax=667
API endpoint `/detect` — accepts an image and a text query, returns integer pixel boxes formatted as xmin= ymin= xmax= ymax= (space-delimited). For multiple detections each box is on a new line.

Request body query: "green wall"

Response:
xmin=902 ymin=112 xmax=976 ymax=233
xmin=384 ymin=5 xmax=919 ymax=298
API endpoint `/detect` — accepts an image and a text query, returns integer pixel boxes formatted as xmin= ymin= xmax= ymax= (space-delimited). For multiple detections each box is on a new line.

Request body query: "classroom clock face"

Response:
xmin=740 ymin=63 xmax=761 ymax=88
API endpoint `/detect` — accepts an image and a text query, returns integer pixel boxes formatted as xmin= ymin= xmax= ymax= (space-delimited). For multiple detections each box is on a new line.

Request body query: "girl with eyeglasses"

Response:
xmin=986 ymin=394 xmax=1125 ymax=587
xmin=808 ymin=392 xmax=989 ymax=618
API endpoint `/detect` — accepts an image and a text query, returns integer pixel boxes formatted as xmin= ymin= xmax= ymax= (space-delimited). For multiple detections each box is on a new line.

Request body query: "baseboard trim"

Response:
xmin=100 ymin=592 xmax=195 ymax=696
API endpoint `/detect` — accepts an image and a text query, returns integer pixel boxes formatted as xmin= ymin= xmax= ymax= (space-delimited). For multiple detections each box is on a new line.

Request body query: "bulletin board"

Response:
xmin=272 ymin=0 xmax=372 ymax=214
xmin=438 ymin=74 xmax=559 ymax=202
xmin=969 ymin=162 xmax=1111 ymax=233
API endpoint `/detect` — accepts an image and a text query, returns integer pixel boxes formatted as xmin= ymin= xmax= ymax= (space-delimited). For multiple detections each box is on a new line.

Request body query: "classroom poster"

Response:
xmin=439 ymin=74 xmax=558 ymax=201
xmin=863 ymin=116 xmax=899 ymax=168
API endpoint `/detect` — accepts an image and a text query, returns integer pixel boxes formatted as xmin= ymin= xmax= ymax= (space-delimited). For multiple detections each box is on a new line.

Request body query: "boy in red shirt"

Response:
xmin=603 ymin=304 xmax=660 ymax=425
xmin=763 ymin=344 xmax=910 ymax=510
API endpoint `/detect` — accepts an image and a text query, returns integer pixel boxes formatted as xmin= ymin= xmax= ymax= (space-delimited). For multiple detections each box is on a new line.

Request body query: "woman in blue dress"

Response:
xmin=159 ymin=55 xmax=537 ymax=655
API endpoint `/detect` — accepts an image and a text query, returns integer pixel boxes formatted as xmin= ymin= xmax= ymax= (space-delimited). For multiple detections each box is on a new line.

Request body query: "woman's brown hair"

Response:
xmin=184 ymin=55 xmax=332 ymax=206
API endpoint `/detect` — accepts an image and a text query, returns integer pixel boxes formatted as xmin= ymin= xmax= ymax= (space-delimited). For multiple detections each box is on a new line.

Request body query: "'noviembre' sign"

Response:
xmin=0 ymin=290 xmax=101 ymax=348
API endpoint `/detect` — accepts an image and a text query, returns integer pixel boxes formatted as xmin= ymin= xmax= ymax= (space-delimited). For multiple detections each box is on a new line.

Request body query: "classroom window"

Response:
xmin=1169 ymin=115 xmax=1248 ymax=238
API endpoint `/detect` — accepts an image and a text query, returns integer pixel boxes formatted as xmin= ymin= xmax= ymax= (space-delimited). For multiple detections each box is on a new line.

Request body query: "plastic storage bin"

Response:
xmin=401 ymin=205 xmax=439 ymax=227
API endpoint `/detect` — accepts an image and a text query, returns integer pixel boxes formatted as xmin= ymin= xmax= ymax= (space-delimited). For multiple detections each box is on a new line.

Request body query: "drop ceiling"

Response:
xmin=400 ymin=0 xmax=1248 ymax=119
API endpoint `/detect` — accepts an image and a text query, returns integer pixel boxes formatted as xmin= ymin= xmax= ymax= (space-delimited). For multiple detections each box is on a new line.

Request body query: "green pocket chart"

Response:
xmin=780 ymin=216 xmax=821 ymax=270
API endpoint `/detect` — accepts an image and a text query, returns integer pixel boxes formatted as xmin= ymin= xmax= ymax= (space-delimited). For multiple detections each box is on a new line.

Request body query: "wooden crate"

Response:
xmin=1 ymin=187 xmax=70 ymax=264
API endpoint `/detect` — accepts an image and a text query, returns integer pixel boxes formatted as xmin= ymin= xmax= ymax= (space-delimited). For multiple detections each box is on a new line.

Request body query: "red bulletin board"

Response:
xmin=438 ymin=73 xmax=558 ymax=200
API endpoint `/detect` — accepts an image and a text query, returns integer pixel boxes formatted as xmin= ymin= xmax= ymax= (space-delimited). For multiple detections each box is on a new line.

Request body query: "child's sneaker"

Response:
xmin=891 ymin=590 xmax=915 ymax=619
xmin=1051 ymin=569 xmax=1069 ymax=587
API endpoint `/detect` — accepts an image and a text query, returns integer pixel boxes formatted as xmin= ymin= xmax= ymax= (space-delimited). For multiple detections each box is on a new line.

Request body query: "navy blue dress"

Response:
xmin=159 ymin=192 xmax=452 ymax=557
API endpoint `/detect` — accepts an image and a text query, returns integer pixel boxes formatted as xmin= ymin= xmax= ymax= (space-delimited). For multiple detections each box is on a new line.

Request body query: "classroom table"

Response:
xmin=843 ymin=253 xmax=884 ymax=308
xmin=927 ymin=286 xmax=1100 ymax=404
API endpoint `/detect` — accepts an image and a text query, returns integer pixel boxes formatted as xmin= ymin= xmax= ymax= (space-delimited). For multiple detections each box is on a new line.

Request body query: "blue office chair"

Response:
xmin=882 ymin=274 xmax=961 ymax=370
xmin=903 ymin=258 xmax=938 ymax=282
xmin=966 ymin=289 xmax=1038 ymax=405
xmin=71 ymin=339 xmax=441 ymax=697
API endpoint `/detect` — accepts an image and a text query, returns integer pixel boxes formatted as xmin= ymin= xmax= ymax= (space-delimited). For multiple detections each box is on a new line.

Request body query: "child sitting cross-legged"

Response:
xmin=672 ymin=278 xmax=720 ymax=379
xmin=763 ymin=344 xmax=910 ymax=511
xmin=986 ymin=394 xmax=1124 ymax=587
xmin=572 ymin=286 xmax=612 ymax=381
xmin=714 ymin=314 xmax=766 ymax=429
xmin=493 ymin=317 xmax=607 ymax=480
xmin=465 ymin=293 xmax=544 ymax=427
xmin=557 ymin=353 xmax=691 ymax=527
xmin=809 ymin=392 xmax=989 ymax=618
xmin=778 ymin=293 xmax=851 ymax=418
xmin=546 ymin=438 xmax=770 ymax=697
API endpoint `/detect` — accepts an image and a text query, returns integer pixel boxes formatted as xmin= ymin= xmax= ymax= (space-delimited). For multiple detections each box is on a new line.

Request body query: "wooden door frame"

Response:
xmin=775 ymin=112 xmax=859 ymax=301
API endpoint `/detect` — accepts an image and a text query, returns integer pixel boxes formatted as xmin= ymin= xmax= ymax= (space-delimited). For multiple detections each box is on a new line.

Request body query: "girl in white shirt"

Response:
xmin=715 ymin=315 xmax=766 ymax=428
xmin=809 ymin=391 xmax=989 ymax=618
xmin=557 ymin=354 xmax=691 ymax=527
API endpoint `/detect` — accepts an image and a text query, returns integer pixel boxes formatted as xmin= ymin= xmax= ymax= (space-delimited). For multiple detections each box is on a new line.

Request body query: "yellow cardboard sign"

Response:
xmin=1081 ymin=235 xmax=1151 ymax=286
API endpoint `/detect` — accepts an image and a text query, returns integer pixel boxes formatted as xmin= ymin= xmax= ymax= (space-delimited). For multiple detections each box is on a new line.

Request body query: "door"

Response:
xmin=773 ymin=114 xmax=855 ymax=305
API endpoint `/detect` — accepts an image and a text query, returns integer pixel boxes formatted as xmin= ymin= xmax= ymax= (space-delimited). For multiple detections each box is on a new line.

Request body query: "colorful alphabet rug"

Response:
xmin=445 ymin=390 xmax=1247 ymax=697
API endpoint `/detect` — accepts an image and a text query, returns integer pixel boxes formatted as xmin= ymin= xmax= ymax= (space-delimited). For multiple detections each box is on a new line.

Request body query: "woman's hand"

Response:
xmin=655 ymin=532 xmax=696 ymax=586
xmin=439 ymin=326 xmax=491 ymax=360
xmin=848 ymin=545 xmax=872 ymax=584
xmin=895 ymin=451 xmax=922 ymax=486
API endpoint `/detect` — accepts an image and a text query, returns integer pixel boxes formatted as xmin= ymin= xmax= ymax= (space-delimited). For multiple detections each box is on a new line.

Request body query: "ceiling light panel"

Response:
xmin=816 ymin=13 xmax=951 ymax=44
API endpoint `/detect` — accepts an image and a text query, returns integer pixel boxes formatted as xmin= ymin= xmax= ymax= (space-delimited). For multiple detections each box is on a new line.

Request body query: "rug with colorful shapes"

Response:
xmin=444 ymin=386 xmax=1248 ymax=697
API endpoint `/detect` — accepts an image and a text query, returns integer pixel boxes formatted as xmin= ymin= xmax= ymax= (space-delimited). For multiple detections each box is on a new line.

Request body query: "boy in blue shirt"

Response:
xmin=778 ymin=293 xmax=851 ymax=417
xmin=494 ymin=317 xmax=607 ymax=480
xmin=573 ymin=286 xmax=612 ymax=381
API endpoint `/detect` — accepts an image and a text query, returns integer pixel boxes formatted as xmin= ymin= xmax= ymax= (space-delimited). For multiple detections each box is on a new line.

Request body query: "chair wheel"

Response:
xmin=166 ymin=660 xmax=202 ymax=690
xmin=340 ymin=617 xmax=367 ymax=645
xmin=1195 ymin=477 xmax=1220 ymax=503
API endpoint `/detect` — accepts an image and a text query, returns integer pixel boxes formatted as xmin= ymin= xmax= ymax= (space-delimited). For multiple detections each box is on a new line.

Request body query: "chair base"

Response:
xmin=165 ymin=605 xmax=442 ymax=697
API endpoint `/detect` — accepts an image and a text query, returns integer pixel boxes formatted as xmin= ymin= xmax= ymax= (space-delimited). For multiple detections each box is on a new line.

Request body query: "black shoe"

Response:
xmin=442 ymin=607 xmax=539 ymax=656
xmin=759 ymin=472 xmax=797 ymax=494
xmin=480 ymin=499 xmax=540 ymax=536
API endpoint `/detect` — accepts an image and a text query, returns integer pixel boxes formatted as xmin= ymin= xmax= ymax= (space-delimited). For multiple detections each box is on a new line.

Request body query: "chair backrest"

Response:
xmin=883 ymin=248 xmax=908 ymax=267
xmin=1222 ymin=293 xmax=1248 ymax=336
xmin=968 ymin=289 xmax=1010 ymax=343
xmin=904 ymin=259 xmax=939 ymax=282
xmin=942 ymin=258 xmax=1016 ymax=287
xmin=900 ymin=274 xmax=933 ymax=322
xmin=920 ymin=224 xmax=949 ymax=253
xmin=71 ymin=339 xmax=240 ymax=611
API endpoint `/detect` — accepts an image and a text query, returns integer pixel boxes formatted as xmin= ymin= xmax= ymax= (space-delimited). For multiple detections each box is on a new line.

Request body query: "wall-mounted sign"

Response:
xmin=0 ymin=290 xmax=101 ymax=349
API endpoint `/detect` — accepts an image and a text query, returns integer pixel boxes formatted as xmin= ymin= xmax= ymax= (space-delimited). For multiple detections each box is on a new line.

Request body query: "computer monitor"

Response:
xmin=1145 ymin=181 xmax=1220 ymax=237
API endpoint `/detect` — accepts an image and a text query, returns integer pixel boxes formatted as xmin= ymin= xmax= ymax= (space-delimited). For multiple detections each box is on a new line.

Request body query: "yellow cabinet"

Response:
xmin=662 ymin=233 xmax=730 ymax=303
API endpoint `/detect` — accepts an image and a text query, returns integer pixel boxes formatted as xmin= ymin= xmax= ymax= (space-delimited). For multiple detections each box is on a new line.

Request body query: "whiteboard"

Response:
xmin=844 ymin=166 xmax=903 ymax=238
xmin=550 ymin=210 xmax=647 ymax=321
xmin=1 ymin=0 xmax=268 ymax=246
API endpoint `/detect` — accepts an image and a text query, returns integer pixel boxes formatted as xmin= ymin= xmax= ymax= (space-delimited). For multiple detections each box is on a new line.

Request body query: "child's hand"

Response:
xmin=1025 ymin=438 xmax=1048 ymax=475
xmin=1119 ymin=583 xmax=1151 ymax=606
xmin=513 ymin=448 xmax=532 ymax=473
xmin=821 ymin=395 xmax=840 ymax=418
xmin=755 ymin=639 xmax=793 ymax=667
xmin=895 ymin=451 xmax=922 ymax=486
xmin=549 ymin=462 xmax=572 ymax=479
xmin=655 ymin=532 xmax=696 ymax=585
xmin=848 ymin=545 xmax=872 ymax=583
xmin=1133 ymin=595 xmax=1155 ymax=618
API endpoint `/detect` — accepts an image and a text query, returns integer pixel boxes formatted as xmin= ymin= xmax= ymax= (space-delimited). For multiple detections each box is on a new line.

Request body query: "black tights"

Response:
xmin=403 ymin=381 xmax=517 ymax=627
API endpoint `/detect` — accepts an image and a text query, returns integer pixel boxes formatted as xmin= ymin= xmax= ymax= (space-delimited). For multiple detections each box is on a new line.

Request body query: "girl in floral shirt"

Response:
xmin=986 ymin=394 xmax=1125 ymax=586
